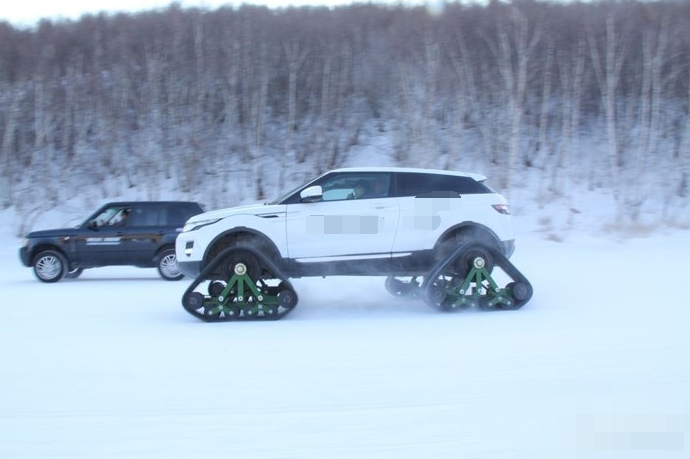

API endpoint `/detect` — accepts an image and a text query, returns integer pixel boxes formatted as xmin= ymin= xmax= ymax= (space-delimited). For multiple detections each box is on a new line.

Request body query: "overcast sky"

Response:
xmin=2 ymin=0 xmax=439 ymax=27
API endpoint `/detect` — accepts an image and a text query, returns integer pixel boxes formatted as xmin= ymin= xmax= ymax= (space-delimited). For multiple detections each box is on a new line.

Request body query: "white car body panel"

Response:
xmin=392 ymin=194 xmax=512 ymax=252
xmin=285 ymin=198 xmax=399 ymax=260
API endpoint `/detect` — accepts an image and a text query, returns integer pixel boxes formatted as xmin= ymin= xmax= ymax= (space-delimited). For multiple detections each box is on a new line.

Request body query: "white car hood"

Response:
xmin=188 ymin=203 xmax=285 ymax=223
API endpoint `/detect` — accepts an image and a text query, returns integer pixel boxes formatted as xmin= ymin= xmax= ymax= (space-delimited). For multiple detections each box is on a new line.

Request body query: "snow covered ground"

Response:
xmin=1 ymin=212 xmax=688 ymax=458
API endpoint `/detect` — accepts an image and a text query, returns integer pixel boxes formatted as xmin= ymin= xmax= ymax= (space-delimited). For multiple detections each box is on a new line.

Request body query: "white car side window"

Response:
xmin=320 ymin=174 xmax=391 ymax=201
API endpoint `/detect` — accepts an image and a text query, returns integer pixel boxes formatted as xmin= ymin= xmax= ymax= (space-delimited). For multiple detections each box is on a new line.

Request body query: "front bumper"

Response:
xmin=175 ymin=235 xmax=202 ymax=278
xmin=176 ymin=260 xmax=202 ymax=279
xmin=19 ymin=247 xmax=31 ymax=267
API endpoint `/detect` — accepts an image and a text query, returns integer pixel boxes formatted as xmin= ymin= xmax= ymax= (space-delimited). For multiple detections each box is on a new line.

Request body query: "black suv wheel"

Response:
xmin=33 ymin=250 xmax=68 ymax=283
xmin=157 ymin=248 xmax=184 ymax=281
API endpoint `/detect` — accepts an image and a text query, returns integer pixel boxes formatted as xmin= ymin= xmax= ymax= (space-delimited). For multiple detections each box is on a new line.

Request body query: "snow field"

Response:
xmin=1 ymin=229 xmax=689 ymax=458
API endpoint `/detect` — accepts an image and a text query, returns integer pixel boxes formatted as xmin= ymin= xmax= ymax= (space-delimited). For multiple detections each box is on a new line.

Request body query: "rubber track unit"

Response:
xmin=182 ymin=247 xmax=298 ymax=322
xmin=421 ymin=241 xmax=533 ymax=312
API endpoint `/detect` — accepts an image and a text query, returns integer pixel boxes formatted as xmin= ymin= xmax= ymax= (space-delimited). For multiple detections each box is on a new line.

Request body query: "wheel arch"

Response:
xmin=30 ymin=243 xmax=70 ymax=265
xmin=433 ymin=222 xmax=501 ymax=253
xmin=153 ymin=243 xmax=176 ymax=261
xmin=203 ymin=227 xmax=282 ymax=268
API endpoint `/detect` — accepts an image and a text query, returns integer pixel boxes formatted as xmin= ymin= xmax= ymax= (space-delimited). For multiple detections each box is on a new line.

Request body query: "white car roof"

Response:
xmin=329 ymin=167 xmax=487 ymax=182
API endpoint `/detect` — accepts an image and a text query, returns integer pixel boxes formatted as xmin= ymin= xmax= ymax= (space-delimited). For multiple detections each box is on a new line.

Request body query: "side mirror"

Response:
xmin=87 ymin=220 xmax=98 ymax=230
xmin=300 ymin=185 xmax=323 ymax=203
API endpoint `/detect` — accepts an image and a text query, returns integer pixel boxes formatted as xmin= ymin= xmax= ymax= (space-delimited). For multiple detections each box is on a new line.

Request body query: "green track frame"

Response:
xmin=203 ymin=269 xmax=281 ymax=318
xmin=423 ymin=243 xmax=532 ymax=312
xmin=182 ymin=246 xmax=298 ymax=321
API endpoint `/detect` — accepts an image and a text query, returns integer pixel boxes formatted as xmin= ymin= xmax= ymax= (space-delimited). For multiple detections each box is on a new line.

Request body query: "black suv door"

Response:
xmin=125 ymin=204 xmax=167 ymax=266
xmin=72 ymin=205 xmax=131 ymax=266
xmin=125 ymin=202 xmax=201 ymax=266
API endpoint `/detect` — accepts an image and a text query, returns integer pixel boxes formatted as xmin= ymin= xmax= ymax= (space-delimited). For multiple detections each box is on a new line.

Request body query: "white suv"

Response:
xmin=176 ymin=167 xmax=514 ymax=279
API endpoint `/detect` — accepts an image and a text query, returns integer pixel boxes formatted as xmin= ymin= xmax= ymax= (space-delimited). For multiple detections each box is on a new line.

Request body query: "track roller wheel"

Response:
xmin=277 ymin=288 xmax=298 ymax=311
xmin=508 ymin=281 xmax=532 ymax=302
xmin=385 ymin=276 xmax=420 ymax=299
xmin=425 ymin=279 xmax=458 ymax=311
xmin=223 ymin=304 xmax=242 ymax=318
xmin=184 ymin=292 xmax=205 ymax=311
xmin=441 ymin=297 xmax=475 ymax=312
xmin=263 ymin=305 xmax=280 ymax=319
xmin=204 ymin=304 xmax=221 ymax=319
xmin=208 ymin=281 xmax=226 ymax=297
xmin=478 ymin=296 xmax=505 ymax=311
xmin=385 ymin=276 xmax=405 ymax=296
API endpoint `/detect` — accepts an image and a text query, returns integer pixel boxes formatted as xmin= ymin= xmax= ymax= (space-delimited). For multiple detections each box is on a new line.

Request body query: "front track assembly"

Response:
xmin=421 ymin=242 xmax=533 ymax=312
xmin=182 ymin=247 xmax=298 ymax=322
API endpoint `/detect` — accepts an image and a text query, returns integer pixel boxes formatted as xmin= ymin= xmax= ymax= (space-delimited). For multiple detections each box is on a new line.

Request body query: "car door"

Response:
xmin=72 ymin=205 xmax=130 ymax=266
xmin=285 ymin=172 xmax=399 ymax=261
xmin=391 ymin=172 xmax=465 ymax=253
xmin=124 ymin=204 xmax=166 ymax=266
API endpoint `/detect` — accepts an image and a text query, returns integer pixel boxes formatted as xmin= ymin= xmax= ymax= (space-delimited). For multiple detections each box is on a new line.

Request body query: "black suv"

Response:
xmin=20 ymin=201 xmax=204 ymax=282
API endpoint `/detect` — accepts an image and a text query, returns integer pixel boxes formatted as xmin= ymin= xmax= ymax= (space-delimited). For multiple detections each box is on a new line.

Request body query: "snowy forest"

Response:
xmin=0 ymin=0 xmax=689 ymax=232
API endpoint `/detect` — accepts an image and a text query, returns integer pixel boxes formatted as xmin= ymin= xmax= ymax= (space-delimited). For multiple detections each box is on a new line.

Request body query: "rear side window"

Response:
xmin=395 ymin=173 xmax=490 ymax=197
xmin=167 ymin=204 xmax=202 ymax=226
xmin=128 ymin=206 xmax=164 ymax=227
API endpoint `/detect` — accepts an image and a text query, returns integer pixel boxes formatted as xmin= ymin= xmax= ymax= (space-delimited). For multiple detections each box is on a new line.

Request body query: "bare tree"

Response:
xmin=483 ymin=6 xmax=541 ymax=190
xmin=588 ymin=13 xmax=628 ymax=220
xmin=0 ymin=1 xmax=689 ymax=229
xmin=626 ymin=15 xmax=671 ymax=220
xmin=0 ymin=82 xmax=20 ymax=207
xmin=553 ymin=37 xmax=586 ymax=195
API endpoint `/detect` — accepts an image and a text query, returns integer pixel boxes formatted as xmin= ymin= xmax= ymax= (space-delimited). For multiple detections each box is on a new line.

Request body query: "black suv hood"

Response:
xmin=27 ymin=227 xmax=81 ymax=238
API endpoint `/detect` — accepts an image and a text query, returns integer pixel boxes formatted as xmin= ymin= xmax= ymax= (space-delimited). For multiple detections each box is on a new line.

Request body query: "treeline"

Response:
xmin=0 ymin=0 xmax=689 ymax=225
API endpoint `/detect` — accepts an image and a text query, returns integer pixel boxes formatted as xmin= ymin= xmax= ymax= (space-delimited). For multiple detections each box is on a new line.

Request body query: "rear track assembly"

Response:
xmin=421 ymin=242 xmax=533 ymax=312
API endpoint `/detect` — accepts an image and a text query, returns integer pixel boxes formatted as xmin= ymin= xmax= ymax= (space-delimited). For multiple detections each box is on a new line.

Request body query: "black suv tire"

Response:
xmin=156 ymin=248 xmax=184 ymax=281
xmin=33 ymin=250 xmax=68 ymax=283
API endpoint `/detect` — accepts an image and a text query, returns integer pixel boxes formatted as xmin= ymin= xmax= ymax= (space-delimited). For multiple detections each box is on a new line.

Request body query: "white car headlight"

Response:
xmin=182 ymin=218 xmax=220 ymax=232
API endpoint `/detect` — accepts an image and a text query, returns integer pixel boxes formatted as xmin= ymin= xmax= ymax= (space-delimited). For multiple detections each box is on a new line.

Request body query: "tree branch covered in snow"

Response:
xmin=0 ymin=0 xmax=688 ymax=228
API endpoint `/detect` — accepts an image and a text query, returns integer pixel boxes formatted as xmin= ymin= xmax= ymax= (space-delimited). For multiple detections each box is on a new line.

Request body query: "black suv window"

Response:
xmin=128 ymin=205 xmax=164 ymax=227
xmin=167 ymin=203 xmax=203 ymax=226
xmin=124 ymin=203 xmax=201 ymax=227
xmin=395 ymin=173 xmax=490 ymax=197
xmin=92 ymin=206 xmax=131 ymax=227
